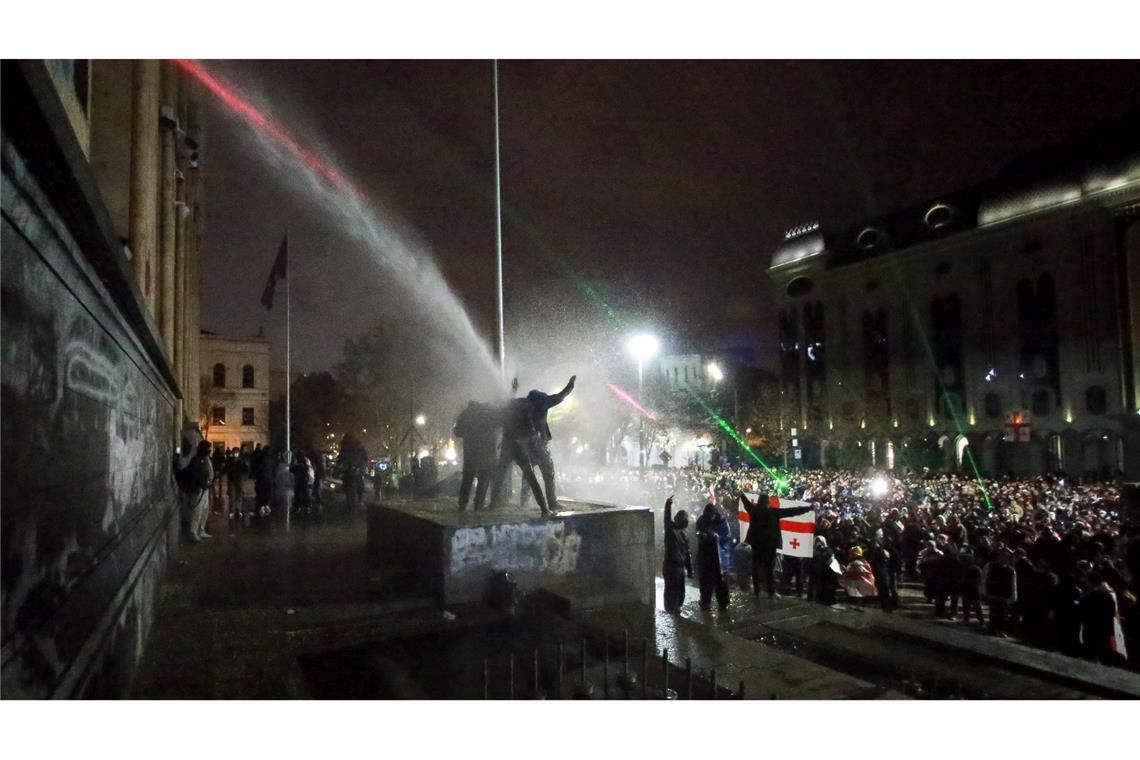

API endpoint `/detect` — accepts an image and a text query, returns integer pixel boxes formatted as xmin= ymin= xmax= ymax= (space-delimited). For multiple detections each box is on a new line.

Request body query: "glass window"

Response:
xmin=242 ymin=364 xmax=255 ymax=388
xmin=213 ymin=363 xmax=226 ymax=387
xmin=211 ymin=406 xmax=226 ymax=425
xmin=1031 ymin=388 xmax=1052 ymax=417
xmin=242 ymin=407 xmax=255 ymax=426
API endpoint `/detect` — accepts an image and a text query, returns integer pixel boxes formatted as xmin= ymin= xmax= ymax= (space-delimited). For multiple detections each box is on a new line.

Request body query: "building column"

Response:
xmin=128 ymin=60 xmax=160 ymax=313
xmin=159 ymin=62 xmax=179 ymax=357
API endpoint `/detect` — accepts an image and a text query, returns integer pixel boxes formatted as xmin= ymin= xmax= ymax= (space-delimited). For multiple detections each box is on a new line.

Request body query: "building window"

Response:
xmin=984 ymin=392 xmax=1002 ymax=419
xmin=211 ymin=406 xmax=226 ymax=425
xmin=213 ymin=363 xmax=226 ymax=387
xmin=242 ymin=407 xmax=255 ymax=426
xmin=1085 ymin=385 xmax=1107 ymax=415
xmin=1031 ymin=388 xmax=1053 ymax=417
xmin=242 ymin=364 xmax=255 ymax=388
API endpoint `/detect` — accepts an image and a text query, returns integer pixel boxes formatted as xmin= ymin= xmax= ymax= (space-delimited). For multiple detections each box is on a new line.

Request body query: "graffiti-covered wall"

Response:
xmin=1 ymin=64 xmax=182 ymax=698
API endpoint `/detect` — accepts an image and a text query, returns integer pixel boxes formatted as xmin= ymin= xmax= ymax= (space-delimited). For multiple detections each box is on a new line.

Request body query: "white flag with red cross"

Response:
xmin=740 ymin=493 xmax=815 ymax=558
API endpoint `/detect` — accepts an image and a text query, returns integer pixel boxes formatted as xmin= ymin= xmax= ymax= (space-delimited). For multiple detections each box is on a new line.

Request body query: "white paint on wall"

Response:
xmin=450 ymin=520 xmax=582 ymax=575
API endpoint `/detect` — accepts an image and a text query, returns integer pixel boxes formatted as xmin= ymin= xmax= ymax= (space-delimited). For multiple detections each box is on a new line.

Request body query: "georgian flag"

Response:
xmin=740 ymin=494 xmax=815 ymax=558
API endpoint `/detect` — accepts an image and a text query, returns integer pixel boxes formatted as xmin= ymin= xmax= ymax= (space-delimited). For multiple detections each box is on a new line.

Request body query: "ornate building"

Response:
xmin=2 ymin=60 xmax=205 ymax=697
xmin=768 ymin=120 xmax=1140 ymax=477
xmin=200 ymin=332 xmax=271 ymax=451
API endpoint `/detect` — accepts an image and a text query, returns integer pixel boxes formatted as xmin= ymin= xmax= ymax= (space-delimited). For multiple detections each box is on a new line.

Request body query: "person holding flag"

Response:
xmin=739 ymin=493 xmax=813 ymax=601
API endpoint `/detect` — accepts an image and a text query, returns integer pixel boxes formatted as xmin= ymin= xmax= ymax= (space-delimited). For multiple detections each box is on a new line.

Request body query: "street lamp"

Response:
xmin=415 ymin=414 xmax=426 ymax=426
xmin=626 ymin=333 xmax=660 ymax=468
xmin=706 ymin=362 xmax=724 ymax=383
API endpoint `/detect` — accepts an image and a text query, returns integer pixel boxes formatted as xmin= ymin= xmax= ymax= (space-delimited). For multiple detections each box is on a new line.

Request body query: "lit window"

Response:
xmin=211 ymin=406 xmax=226 ymax=425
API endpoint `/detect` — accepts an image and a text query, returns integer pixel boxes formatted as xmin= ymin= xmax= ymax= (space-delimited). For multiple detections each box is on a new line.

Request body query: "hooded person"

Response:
xmin=808 ymin=535 xmax=839 ymax=605
xmin=663 ymin=496 xmax=693 ymax=613
xmin=695 ymin=502 xmax=732 ymax=610
xmin=839 ymin=546 xmax=878 ymax=600
xmin=517 ymin=376 xmax=576 ymax=511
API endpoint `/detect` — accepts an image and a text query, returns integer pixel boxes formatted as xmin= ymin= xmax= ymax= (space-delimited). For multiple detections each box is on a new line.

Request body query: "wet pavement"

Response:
xmin=131 ymin=502 xmax=1139 ymax=698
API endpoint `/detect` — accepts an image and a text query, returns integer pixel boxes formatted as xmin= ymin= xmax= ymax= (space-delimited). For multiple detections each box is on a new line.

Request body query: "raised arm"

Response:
xmin=547 ymin=375 xmax=577 ymax=408
xmin=664 ymin=496 xmax=674 ymax=535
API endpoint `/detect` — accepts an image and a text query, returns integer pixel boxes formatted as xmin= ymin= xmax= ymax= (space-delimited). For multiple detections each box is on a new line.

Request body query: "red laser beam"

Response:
xmin=606 ymin=383 xmax=657 ymax=421
xmin=174 ymin=59 xmax=366 ymax=201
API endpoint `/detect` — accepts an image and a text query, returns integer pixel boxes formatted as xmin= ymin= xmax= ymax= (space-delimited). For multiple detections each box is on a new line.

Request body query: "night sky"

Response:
xmin=200 ymin=60 xmax=1140 ymax=373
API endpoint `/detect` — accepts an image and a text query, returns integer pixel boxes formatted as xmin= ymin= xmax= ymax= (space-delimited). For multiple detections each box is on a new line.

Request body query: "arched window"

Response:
xmin=213 ymin=363 xmax=226 ymax=388
xmin=242 ymin=364 xmax=255 ymax=389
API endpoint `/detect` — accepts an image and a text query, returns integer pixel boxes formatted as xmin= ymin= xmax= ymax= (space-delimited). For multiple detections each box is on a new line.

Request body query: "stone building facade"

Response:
xmin=2 ymin=60 xmax=205 ymax=697
xmin=768 ymin=122 xmax=1140 ymax=478
xmin=200 ymin=332 xmax=271 ymax=451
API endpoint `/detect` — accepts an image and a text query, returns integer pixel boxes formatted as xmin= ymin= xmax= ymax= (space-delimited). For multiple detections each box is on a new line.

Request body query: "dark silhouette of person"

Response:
xmin=739 ymin=493 xmax=813 ymax=600
xmin=518 ymin=376 xmax=576 ymax=511
xmin=490 ymin=397 xmax=550 ymax=513
xmin=696 ymin=503 xmax=731 ymax=610
xmin=453 ymin=401 xmax=501 ymax=512
xmin=663 ymin=496 xmax=693 ymax=613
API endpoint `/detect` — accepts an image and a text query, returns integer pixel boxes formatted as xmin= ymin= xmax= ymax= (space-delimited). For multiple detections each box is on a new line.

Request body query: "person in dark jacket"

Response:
xmin=808 ymin=536 xmax=838 ymax=605
xmin=453 ymin=401 xmax=501 ymax=512
xmin=739 ymin=493 xmax=813 ymax=600
xmin=490 ymin=397 xmax=550 ymax=513
xmin=696 ymin=503 xmax=731 ymax=610
xmin=518 ymin=376 xmax=576 ymax=511
xmin=959 ymin=552 xmax=985 ymax=626
xmin=934 ymin=543 xmax=961 ymax=619
xmin=663 ymin=496 xmax=693 ymax=613
xmin=985 ymin=549 xmax=1018 ymax=636
xmin=1079 ymin=573 xmax=1119 ymax=663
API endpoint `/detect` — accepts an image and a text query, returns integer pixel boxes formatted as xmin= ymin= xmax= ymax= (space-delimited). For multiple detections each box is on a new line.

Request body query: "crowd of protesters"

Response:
xmin=175 ymin=440 xmax=332 ymax=534
xmin=564 ymin=464 xmax=1136 ymax=670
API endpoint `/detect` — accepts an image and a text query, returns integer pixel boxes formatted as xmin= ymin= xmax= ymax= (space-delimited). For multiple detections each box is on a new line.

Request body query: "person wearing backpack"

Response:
xmin=176 ymin=440 xmax=214 ymax=541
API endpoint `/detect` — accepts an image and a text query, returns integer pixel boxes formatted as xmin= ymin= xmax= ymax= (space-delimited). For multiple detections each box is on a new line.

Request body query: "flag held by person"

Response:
xmin=740 ymin=494 xmax=815 ymax=558
xmin=260 ymin=234 xmax=288 ymax=309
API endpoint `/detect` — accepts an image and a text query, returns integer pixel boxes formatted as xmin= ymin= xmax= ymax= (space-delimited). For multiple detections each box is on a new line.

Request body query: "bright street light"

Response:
xmin=415 ymin=414 xmax=426 ymax=426
xmin=626 ymin=333 xmax=660 ymax=362
xmin=706 ymin=361 xmax=724 ymax=383
xmin=626 ymin=332 xmax=659 ymax=469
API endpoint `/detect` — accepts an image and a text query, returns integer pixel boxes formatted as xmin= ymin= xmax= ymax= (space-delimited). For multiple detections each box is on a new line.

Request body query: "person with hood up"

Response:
xmin=808 ymin=536 xmax=839 ymax=605
xmin=518 ymin=375 xmax=576 ymax=511
xmin=839 ymin=546 xmax=878 ymax=602
xmin=663 ymin=496 xmax=693 ymax=613
xmin=696 ymin=502 xmax=732 ymax=610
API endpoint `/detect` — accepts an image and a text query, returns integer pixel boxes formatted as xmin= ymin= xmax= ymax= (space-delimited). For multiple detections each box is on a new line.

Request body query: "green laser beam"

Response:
xmin=885 ymin=264 xmax=993 ymax=510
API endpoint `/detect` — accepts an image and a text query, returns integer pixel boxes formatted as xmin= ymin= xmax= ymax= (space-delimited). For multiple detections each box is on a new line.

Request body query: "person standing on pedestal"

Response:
xmin=454 ymin=401 xmax=501 ymax=512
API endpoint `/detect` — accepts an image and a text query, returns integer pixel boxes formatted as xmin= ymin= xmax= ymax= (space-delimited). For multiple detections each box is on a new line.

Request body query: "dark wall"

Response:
xmin=1 ymin=62 xmax=181 ymax=698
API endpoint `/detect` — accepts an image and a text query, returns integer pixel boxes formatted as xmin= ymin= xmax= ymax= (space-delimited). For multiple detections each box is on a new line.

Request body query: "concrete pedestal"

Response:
xmin=367 ymin=499 xmax=654 ymax=610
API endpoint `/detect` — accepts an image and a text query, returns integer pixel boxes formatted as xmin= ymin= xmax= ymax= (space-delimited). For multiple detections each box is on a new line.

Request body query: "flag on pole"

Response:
xmin=740 ymin=493 xmax=815 ymax=558
xmin=260 ymin=234 xmax=288 ymax=309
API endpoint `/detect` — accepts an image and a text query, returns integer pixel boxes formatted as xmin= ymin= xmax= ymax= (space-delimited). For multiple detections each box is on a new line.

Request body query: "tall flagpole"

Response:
xmin=493 ymin=60 xmax=506 ymax=383
xmin=285 ymin=233 xmax=291 ymax=456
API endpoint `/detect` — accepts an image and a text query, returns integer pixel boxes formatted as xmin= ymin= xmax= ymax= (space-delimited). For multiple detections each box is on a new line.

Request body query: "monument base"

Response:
xmin=367 ymin=498 xmax=654 ymax=610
